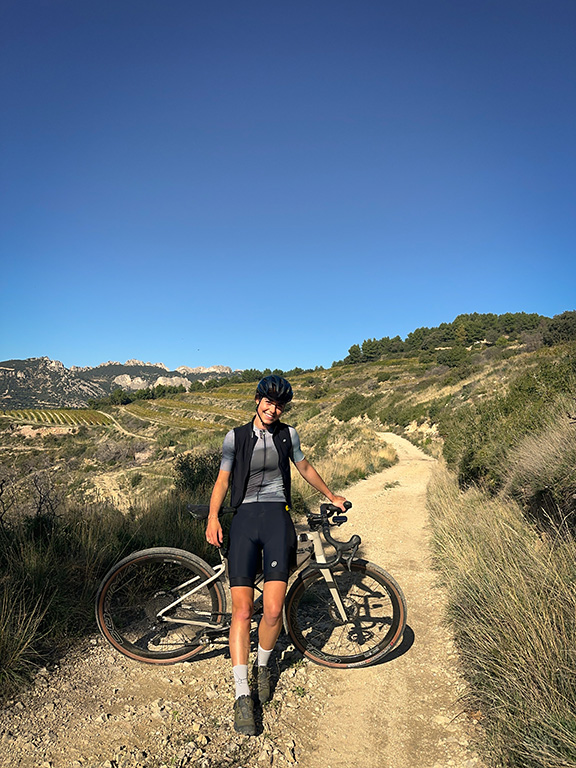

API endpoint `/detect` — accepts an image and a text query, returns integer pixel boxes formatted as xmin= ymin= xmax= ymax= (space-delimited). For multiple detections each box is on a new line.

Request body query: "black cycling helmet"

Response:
xmin=256 ymin=375 xmax=293 ymax=405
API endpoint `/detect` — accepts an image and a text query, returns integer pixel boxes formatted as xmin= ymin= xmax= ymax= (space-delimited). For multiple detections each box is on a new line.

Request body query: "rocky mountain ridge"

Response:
xmin=0 ymin=357 xmax=235 ymax=410
xmin=70 ymin=359 xmax=171 ymax=372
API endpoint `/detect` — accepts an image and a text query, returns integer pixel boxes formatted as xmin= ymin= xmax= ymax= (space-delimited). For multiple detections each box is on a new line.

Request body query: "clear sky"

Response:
xmin=1 ymin=1 xmax=574 ymax=372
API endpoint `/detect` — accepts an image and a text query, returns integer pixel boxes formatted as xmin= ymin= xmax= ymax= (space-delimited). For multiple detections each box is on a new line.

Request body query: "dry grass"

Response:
xmin=428 ymin=465 xmax=576 ymax=768
xmin=505 ymin=404 xmax=576 ymax=529
xmin=0 ymin=586 xmax=46 ymax=694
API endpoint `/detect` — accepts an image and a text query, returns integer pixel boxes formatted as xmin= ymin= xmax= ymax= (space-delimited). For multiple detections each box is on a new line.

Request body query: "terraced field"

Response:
xmin=0 ymin=409 xmax=113 ymax=426
xmin=123 ymin=397 xmax=251 ymax=430
xmin=148 ymin=397 xmax=249 ymax=420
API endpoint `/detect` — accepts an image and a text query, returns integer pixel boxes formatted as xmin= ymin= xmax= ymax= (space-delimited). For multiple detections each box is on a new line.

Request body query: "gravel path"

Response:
xmin=1 ymin=434 xmax=485 ymax=768
xmin=302 ymin=433 xmax=486 ymax=768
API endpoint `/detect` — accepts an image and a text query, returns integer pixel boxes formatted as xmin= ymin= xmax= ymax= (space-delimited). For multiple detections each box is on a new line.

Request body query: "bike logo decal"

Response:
xmin=271 ymin=560 xmax=278 ymax=568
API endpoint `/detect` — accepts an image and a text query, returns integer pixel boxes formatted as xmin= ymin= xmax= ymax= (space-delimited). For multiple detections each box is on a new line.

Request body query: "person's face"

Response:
xmin=255 ymin=396 xmax=285 ymax=427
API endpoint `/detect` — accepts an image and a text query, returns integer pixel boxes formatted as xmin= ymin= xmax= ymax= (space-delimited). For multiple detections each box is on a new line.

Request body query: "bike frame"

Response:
xmin=154 ymin=525 xmax=349 ymax=633
xmin=156 ymin=558 xmax=227 ymax=627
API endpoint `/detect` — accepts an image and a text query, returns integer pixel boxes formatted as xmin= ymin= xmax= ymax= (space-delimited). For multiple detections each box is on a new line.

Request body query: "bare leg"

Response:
xmin=230 ymin=586 xmax=254 ymax=666
xmin=229 ymin=586 xmax=257 ymax=734
xmin=258 ymin=580 xmax=288 ymax=652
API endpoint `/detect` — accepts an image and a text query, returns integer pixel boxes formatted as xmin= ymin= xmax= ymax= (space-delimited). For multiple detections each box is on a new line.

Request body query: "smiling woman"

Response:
xmin=204 ymin=374 xmax=348 ymax=735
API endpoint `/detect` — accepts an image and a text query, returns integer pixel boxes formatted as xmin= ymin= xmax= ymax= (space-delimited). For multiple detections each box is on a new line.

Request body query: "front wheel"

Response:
xmin=284 ymin=559 xmax=406 ymax=668
xmin=95 ymin=547 xmax=227 ymax=664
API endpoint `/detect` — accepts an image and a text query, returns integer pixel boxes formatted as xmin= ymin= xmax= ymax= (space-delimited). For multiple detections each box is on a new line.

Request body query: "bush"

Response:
xmin=130 ymin=472 xmax=143 ymax=488
xmin=297 ymin=405 xmax=321 ymax=423
xmin=438 ymin=351 xmax=576 ymax=494
xmin=174 ymin=450 xmax=221 ymax=500
xmin=332 ymin=392 xmax=378 ymax=422
xmin=379 ymin=400 xmax=428 ymax=429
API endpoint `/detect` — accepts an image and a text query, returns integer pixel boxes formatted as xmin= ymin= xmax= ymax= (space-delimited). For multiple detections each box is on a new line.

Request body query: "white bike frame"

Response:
xmin=155 ymin=526 xmax=349 ymax=628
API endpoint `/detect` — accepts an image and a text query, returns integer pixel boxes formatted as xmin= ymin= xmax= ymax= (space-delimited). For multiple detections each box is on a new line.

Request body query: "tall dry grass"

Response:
xmin=505 ymin=405 xmax=576 ymax=530
xmin=0 ymin=493 xmax=211 ymax=699
xmin=0 ymin=587 xmax=46 ymax=694
xmin=428 ymin=465 xmax=576 ymax=768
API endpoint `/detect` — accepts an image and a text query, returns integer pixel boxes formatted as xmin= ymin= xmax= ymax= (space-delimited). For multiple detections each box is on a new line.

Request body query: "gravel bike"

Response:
xmin=95 ymin=502 xmax=407 ymax=669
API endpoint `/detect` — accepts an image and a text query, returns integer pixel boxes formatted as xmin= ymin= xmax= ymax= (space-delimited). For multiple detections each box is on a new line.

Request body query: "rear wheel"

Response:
xmin=96 ymin=547 xmax=227 ymax=664
xmin=284 ymin=560 xmax=406 ymax=668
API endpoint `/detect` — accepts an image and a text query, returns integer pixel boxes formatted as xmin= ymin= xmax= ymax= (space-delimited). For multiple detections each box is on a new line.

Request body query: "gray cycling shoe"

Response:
xmin=257 ymin=666 xmax=272 ymax=704
xmin=233 ymin=695 xmax=256 ymax=736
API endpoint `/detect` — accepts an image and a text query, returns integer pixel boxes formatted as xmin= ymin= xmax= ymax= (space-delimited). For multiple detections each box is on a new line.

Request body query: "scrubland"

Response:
xmin=1 ymin=324 xmax=575 ymax=766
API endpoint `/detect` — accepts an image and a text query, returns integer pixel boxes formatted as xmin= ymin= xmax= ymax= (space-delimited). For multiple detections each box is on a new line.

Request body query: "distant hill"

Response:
xmin=0 ymin=358 xmax=235 ymax=409
xmin=3 ymin=312 xmax=574 ymax=410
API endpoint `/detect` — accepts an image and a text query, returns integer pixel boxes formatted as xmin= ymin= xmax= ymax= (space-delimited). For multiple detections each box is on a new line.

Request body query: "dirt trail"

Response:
xmin=303 ymin=433 xmax=484 ymax=768
xmin=1 ymin=434 xmax=485 ymax=768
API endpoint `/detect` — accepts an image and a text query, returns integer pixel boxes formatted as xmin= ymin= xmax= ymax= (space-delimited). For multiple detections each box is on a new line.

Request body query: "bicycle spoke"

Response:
xmin=96 ymin=548 xmax=227 ymax=664
xmin=286 ymin=561 xmax=406 ymax=667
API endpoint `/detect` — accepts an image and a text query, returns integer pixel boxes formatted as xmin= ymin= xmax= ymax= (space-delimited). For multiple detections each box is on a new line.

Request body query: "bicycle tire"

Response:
xmin=95 ymin=547 xmax=227 ymax=665
xmin=284 ymin=559 xmax=406 ymax=668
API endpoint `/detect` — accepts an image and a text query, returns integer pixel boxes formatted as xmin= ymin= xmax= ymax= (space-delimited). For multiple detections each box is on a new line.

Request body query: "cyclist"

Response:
xmin=206 ymin=374 xmax=348 ymax=735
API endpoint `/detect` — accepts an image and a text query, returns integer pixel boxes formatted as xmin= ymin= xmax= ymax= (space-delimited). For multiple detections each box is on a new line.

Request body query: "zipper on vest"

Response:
xmin=257 ymin=429 xmax=265 ymax=501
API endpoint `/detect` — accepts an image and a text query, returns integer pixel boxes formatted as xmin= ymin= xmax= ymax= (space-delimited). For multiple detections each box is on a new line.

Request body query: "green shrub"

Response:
xmin=332 ymin=392 xmax=378 ymax=422
xmin=379 ymin=400 xmax=428 ymax=428
xmin=173 ymin=450 xmax=221 ymax=501
xmin=438 ymin=351 xmax=576 ymax=494
xmin=298 ymin=405 xmax=321 ymax=422
xmin=130 ymin=472 xmax=143 ymax=488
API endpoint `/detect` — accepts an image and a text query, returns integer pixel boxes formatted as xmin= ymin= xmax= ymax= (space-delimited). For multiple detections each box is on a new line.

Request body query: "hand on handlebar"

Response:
xmin=330 ymin=495 xmax=349 ymax=512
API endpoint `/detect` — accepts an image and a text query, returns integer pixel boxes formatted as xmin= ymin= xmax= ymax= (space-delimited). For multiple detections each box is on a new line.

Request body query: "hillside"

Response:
xmin=0 ymin=358 xmax=235 ymax=409
xmin=1 ymin=313 xmax=574 ymax=517
xmin=4 ymin=311 xmax=574 ymax=412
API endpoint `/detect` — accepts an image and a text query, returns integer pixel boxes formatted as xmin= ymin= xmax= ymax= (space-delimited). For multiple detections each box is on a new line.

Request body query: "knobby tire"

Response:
xmin=284 ymin=559 xmax=406 ymax=668
xmin=95 ymin=547 xmax=226 ymax=665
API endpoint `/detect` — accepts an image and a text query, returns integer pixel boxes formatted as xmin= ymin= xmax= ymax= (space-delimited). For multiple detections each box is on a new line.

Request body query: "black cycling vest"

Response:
xmin=229 ymin=419 xmax=293 ymax=509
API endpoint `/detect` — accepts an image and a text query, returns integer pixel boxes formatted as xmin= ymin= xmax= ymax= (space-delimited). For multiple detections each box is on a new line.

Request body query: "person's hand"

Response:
xmin=206 ymin=516 xmax=223 ymax=547
xmin=330 ymin=494 xmax=349 ymax=512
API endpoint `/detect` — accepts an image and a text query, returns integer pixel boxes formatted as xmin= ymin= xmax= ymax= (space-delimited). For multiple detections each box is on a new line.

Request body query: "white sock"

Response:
xmin=233 ymin=664 xmax=250 ymax=699
xmin=257 ymin=644 xmax=273 ymax=668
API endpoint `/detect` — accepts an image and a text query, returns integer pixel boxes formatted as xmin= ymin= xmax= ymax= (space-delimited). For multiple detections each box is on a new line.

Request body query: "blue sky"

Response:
xmin=1 ymin=1 xmax=574 ymax=372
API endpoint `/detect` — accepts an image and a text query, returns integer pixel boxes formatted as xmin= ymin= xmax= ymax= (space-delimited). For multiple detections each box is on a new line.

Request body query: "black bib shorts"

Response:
xmin=227 ymin=501 xmax=297 ymax=588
